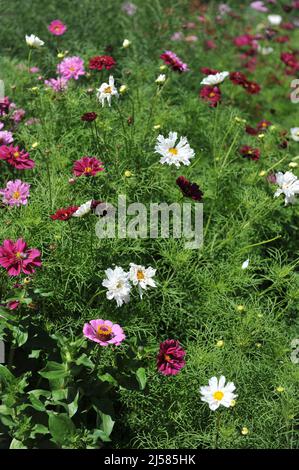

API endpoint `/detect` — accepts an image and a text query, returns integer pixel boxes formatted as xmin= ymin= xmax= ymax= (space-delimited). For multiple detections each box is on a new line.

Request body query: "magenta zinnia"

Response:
xmin=73 ymin=156 xmax=104 ymax=177
xmin=0 ymin=145 xmax=35 ymax=169
xmin=157 ymin=339 xmax=186 ymax=376
xmin=0 ymin=239 xmax=42 ymax=277
xmin=0 ymin=179 xmax=30 ymax=207
xmin=160 ymin=50 xmax=188 ymax=72
xmin=83 ymin=319 xmax=125 ymax=346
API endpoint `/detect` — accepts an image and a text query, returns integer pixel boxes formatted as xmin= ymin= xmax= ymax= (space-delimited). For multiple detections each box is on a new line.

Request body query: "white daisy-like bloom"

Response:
xmin=200 ymin=71 xmax=229 ymax=86
xmin=73 ymin=200 xmax=92 ymax=218
xmin=129 ymin=263 xmax=156 ymax=299
xmin=290 ymin=127 xmax=299 ymax=142
xmin=122 ymin=39 xmax=131 ymax=48
xmin=96 ymin=75 xmax=119 ymax=107
xmin=257 ymin=45 xmax=273 ymax=56
xmin=155 ymin=131 xmax=195 ymax=168
xmin=156 ymin=74 xmax=166 ymax=84
xmin=25 ymin=34 xmax=44 ymax=48
xmin=274 ymin=171 xmax=299 ymax=205
xmin=200 ymin=376 xmax=237 ymax=411
xmin=268 ymin=14 xmax=282 ymax=26
xmin=102 ymin=266 xmax=131 ymax=307
xmin=241 ymin=259 xmax=249 ymax=270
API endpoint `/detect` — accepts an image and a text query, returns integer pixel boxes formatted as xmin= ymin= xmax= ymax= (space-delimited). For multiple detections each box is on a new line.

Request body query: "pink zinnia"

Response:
xmin=83 ymin=319 xmax=125 ymax=346
xmin=57 ymin=56 xmax=85 ymax=80
xmin=45 ymin=76 xmax=68 ymax=92
xmin=0 ymin=130 xmax=13 ymax=145
xmin=0 ymin=239 xmax=42 ymax=277
xmin=48 ymin=19 xmax=67 ymax=36
xmin=157 ymin=339 xmax=186 ymax=376
xmin=73 ymin=156 xmax=104 ymax=177
xmin=160 ymin=50 xmax=188 ymax=72
xmin=0 ymin=145 xmax=35 ymax=170
xmin=0 ymin=179 xmax=30 ymax=206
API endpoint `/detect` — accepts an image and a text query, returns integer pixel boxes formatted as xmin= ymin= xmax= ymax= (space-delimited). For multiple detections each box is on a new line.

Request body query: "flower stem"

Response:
xmin=45 ymin=157 xmax=53 ymax=210
xmin=214 ymin=412 xmax=221 ymax=449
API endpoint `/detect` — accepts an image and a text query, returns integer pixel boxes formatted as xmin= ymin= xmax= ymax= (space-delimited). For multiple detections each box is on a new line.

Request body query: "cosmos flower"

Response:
xmin=155 ymin=131 xmax=195 ymax=167
xmin=0 ymin=145 xmax=35 ymax=169
xmin=102 ymin=266 xmax=131 ymax=307
xmin=73 ymin=156 xmax=104 ymax=177
xmin=89 ymin=55 xmax=116 ymax=71
xmin=25 ymin=34 xmax=44 ymax=48
xmin=83 ymin=319 xmax=126 ymax=346
xmin=96 ymin=75 xmax=119 ymax=107
xmin=290 ymin=127 xmax=299 ymax=141
xmin=240 ymin=145 xmax=260 ymax=161
xmin=241 ymin=259 xmax=250 ymax=269
xmin=57 ymin=56 xmax=85 ymax=80
xmin=122 ymin=39 xmax=131 ymax=48
xmin=250 ymin=1 xmax=268 ymax=12
xmin=0 ymin=239 xmax=42 ymax=277
xmin=50 ymin=206 xmax=79 ymax=221
xmin=176 ymin=176 xmax=203 ymax=201
xmin=160 ymin=50 xmax=188 ymax=72
xmin=199 ymin=85 xmax=222 ymax=107
xmin=0 ymin=97 xmax=11 ymax=117
xmin=200 ymin=71 xmax=229 ymax=85
xmin=0 ymin=130 xmax=13 ymax=145
xmin=129 ymin=263 xmax=156 ymax=298
xmin=48 ymin=19 xmax=67 ymax=36
xmin=121 ymin=1 xmax=137 ymax=16
xmin=0 ymin=179 xmax=30 ymax=207
xmin=81 ymin=112 xmax=97 ymax=122
xmin=268 ymin=14 xmax=282 ymax=26
xmin=156 ymin=74 xmax=166 ymax=84
xmin=44 ymin=76 xmax=68 ymax=92
xmin=200 ymin=376 xmax=237 ymax=411
xmin=274 ymin=171 xmax=299 ymax=205
xmin=157 ymin=339 xmax=186 ymax=376
xmin=229 ymin=71 xmax=247 ymax=85
xmin=72 ymin=200 xmax=92 ymax=218
xmin=11 ymin=109 xmax=26 ymax=123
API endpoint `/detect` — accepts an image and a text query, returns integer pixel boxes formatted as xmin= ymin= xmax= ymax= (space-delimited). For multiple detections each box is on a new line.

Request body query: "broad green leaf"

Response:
xmin=100 ymin=412 xmax=115 ymax=438
xmin=9 ymin=438 xmax=27 ymax=449
xmin=48 ymin=413 xmax=75 ymax=446
xmin=39 ymin=361 xmax=69 ymax=380
xmin=0 ymin=364 xmax=15 ymax=385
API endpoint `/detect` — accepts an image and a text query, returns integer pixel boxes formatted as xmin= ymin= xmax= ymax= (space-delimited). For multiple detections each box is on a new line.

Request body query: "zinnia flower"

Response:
xmin=200 ymin=376 xmax=237 ymax=411
xmin=25 ymin=34 xmax=44 ymax=48
xmin=157 ymin=339 xmax=186 ymax=376
xmin=83 ymin=319 xmax=125 ymax=346
xmin=0 ymin=239 xmax=42 ymax=276
xmin=199 ymin=85 xmax=221 ymax=107
xmin=0 ymin=145 xmax=35 ymax=169
xmin=0 ymin=179 xmax=30 ymax=206
xmin=176 ymin=176 xmax=203 ymax=201
xmin=155 ymin=131 xmax=195 ymax=167
xmin=102 ymin=266 xmax=131 ymax=307
xmin=240 ymin=145 xmax=260 ymax=160
xmin=89 ymin=55 xmax=116 ymax=71
xmin=274 ymin=171 xmax=299 ymax=205
xmin=0 ymin=131 xmax=13 ymax=145
xmin=57 ymin=56 xmax=85 ymax=80
xmin=129 ymin=263 xmax=156 ymax=298
xmin=96 ymin=75 xmax=119 ymax=107
xmin=48 ymin=20 xmax=67 ymax=36
xmin=50 ymin=206 xmax=79 ymax=220
xmin=160 ymin=50 xmax=188 ymax=72
xmin=73 ymin=156 xmax=104 ymax=177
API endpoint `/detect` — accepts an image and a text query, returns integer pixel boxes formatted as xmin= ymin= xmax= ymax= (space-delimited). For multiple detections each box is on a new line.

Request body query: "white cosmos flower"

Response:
xmin=102 ymin=266 xmax=131 ymax=307
xmin=73 ymin=200 xmax=92 ymax=218
xmin=156 ymin=74 xmax=166 ymax=84
xmin=274 ymin=171 xmax=299 ymax=205
xmin=129 ymin=263 xmax=156 ymax=299
xmin=96 ymin=75 xmax=119 ymax=107
xmin=122 ymin=39 xmax=131 ymax=48
xmin=25 ymin=34 xmax=45 ymax=48
xmin=155 ymin=131 xmax=195 ymax=168
xmin=257 ymin=45 xmax=273 ymax=55
xmin=200 ymin=71 xmax=229 ymax=86
xmin=268 ymin=14 xmax=282 ymax=26
xmin=241 ymin=259 xmax=249 ymax=270
xmin=200 ymin=376 xmax=237 ymax=411
xmin=290 ymin=127 xmax=299 ymax=142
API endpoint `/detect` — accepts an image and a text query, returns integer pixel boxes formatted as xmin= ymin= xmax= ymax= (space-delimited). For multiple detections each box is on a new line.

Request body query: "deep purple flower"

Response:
xmin=157 ymin=339 xmax=186 ymax=376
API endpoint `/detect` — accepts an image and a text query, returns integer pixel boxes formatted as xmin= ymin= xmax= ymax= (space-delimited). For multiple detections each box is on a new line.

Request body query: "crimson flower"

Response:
xmin=0 ymin=145 xmax=35 ymax=169
xmin=200 ymin=67 xmax=219 ymax=75
xmin=229 ymin=71 xmax=247 ymax=85
xmin=157 ymin=339 xmax=186 ymax=376
xmin=73 ymin=156 xmax=104 ymax=177
xmin=0 ymin=239 xmax=42 ymax=277
xmin=81 ymin=112 xmax=97 ymax=122
xmin=160 ymin=50 xmax=188 ymax=72
xmin=240 ymin=145 xmax=260 ymax=161
xmin=50 ymin=206 xmax=79 ymax=221
xmin=89 ymin=55 xmax=116 ymax=71
xmin=199 ymin=85 xmax=221 ymax=107
xmin=176 ymin=176 xmax=203 ymax=201
xmin=243 ymin=80 xmax=261 ymax=95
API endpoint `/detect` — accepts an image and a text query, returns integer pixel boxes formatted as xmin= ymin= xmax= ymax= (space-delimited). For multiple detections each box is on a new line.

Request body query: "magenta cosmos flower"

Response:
xmin=83 ymin=319 xmax=125 ymax=346
xmin=44 ymin=76 xmax=68 ymax=92
xmin=0 ymin=239 xmax=42 ymax=277
xmin=0 ymin=145 xmax=35 ymax=170
xmin=57 ymin=56 xmax=85 ymax=80
xmin=73 ymin=156 xmax=104 ymax=177
xmin=157 ymin=339 xmax=186 ymax=376
xmin=160 ymin=50 xmax=188 ymax=72
xmin=0 ymin=179 xmax=30 ymax=206
xmin=48 ymin=19 xmax=67 ymax=36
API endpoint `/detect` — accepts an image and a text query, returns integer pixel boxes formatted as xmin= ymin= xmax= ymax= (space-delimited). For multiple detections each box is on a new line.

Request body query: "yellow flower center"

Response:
xmin=104 ymin=86 xmax=112 ymax=94
xmin=15 ymin=251 xmax=22 ymax=259
xmin=213 ymin=390 xmax=224 ymax=401
xmin=168 ymin=147 xmax=178 ymax=156
xmin=69 ymin=67 xmax=75 ymax=71
xmin=12 ymin=191 xmax=20 ymax=199
xmin=97 ymin=324 xmax=113 ymax=341
xmin=13 ymin=151 xmax=20 ymax=158
xmin=296 ymin=131 xmax=299 ymax=137
xmin=209 ymin=92 xmax=216 ymax=97
xmin=137 ymin=270 xmax=145 ymax=281
xmin=164 ymin=354 xmax=171 ymax=362
xmin=84 ymin=166 xmax=92 ymax=173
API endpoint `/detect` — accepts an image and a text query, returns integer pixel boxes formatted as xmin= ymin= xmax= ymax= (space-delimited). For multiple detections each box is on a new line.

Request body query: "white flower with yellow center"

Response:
xmin=290 ymin=127 xmax=299 ymax=142
xmin=97 ymin=75 xmax=119 ymax=107
xmin=200 ymin=71 xmax=229 ymax=86
xmin=129 ymin=263 xmax=156 ymax=299
xmin=155 ymin=131 xmax=195 ymax=168
xmin=268 ymin=14 xmax=282 ymax=26
xmin=25 ymin=34 xmax=44 ymax=48
xmin=200 ymin=376 xmax=237 ymax=411
xmin=274 ymin=171 xmax=299 ymax=205
xmin=102 ymin=266 xmax=131 ymax=307
xmin=72 ymin=200 xmax=92 ymax=218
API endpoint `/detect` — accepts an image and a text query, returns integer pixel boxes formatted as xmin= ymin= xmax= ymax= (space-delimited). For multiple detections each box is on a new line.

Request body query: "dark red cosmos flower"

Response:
xmin=233 ymin=34 xmax=256 ymax=47
xmin=229 ymin=71 xmax=247 ymax=85
xmin=157 ymin=339 xmax=186 ymax=376
xmin=89 ymin=55 xmax=116 ymax=71
xmin=73 ymin=156 xmax=104 ymax=177
xmin=199 ymin=85 xmax=221 ymax=107
xmin=0 ymin=239 xmax=42 ymax=277
xmin=275 ymin=36 xmax=289 ymax=43
xmin=176 ymin=176 xmax=203 ymax=201
xmin=0 ymin=145 xmax=35 ymax=169
xmin=50 ymin=206 xmax=79 ymax=221
xmin=204 ymin=39 xmax=217 ymax=50
xmin=245 ymin=125 xmax=259 ymax=136
xmin=240 ymin=145 xmax=260 ymax=161
xmin=200 ymin=67 xmax=219 ymax=75
xmin=281 ymin=22 xmax=295 ymax=30
xmin=160 ymin=50 xmax=188 ymax=72
xmin=243 ymin=80 xmax=261 ymax=95
xmin=257 ymin=119 xmax=272 ymax=130
xmin=81 ymin=112 xmax=97 ymax=122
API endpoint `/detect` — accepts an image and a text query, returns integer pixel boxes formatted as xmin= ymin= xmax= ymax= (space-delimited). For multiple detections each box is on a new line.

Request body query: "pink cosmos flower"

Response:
xmin=44 ymin=76 xmax=68 ymax=92
xmin=83 ymin=319 xmax=125 ymax=346
xmin=48 ymin=19 xmax=67 ymax=36
xmin=0 ymin=145 xmax=35 ymax=170
xmin=0 ymin=179 xmax=30 ymax=206
xmin=0 ymin=131 xmax=13 ymax=145
xmin=57 ymin=56 xmax=85 ymax=80
xmin=157 ymin=339 xmax=186 ymax=376
xmin=11 ymin=109 xmax=25 ymax=123
xmin=29 ymin=66 xmax=40 ymax=73
xmin=160 ymin=50 xmax=188 ymax=72
xmin=0 ymin=239 xmax=42 ymax=277
xmin=73 ymin=156 xmax=104 ymax=177
xmin=121 ymin=2 xmax=137 ymax=16
xmin=171 ymin=32 xmax=184 ymax=41
xmin=250 ymin=1 xmax=268 ymax=12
